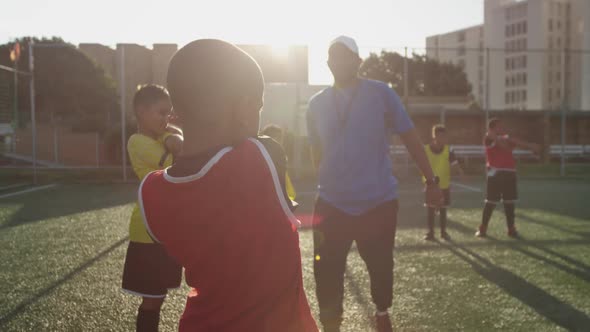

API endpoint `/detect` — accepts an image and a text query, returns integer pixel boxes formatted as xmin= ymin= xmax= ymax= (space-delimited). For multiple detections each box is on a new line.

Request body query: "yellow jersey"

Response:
xmin=127 ymin=133 xmax=174 ymax=243
xmin=422 ymin=144 xmax=456 ymax=190
xmin=285 ymin=172 xmax=296 ymax=201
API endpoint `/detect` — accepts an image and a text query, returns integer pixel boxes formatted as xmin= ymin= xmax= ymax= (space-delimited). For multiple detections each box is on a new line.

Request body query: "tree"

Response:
xmin=0 ymin=37 xmax=118 ymax=132
xmin=359 ymin=51 xmax=472 ymax=98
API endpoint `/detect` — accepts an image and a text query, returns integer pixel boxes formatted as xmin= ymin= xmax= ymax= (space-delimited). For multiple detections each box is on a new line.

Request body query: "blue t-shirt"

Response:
xmin=307 ymin=79 xmax=414 ymax=215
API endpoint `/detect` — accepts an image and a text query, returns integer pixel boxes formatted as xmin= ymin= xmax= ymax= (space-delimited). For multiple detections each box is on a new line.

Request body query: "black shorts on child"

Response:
xmin=122 ymin=241 xmax=182 ymax=298
xmin=486 ymin=170 xmax=518 ymax=203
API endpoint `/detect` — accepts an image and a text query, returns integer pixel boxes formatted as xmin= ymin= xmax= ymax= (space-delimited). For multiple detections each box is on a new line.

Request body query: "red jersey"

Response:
xmin=139 ymin=138 xmax=318 ymax=332
xmin=485 ymin=134 xmax=516 ymax=171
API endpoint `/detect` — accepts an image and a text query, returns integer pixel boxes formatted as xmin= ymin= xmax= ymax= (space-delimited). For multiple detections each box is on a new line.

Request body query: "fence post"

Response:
xmin=120 ymin=45 xmax=128 ymax=182
xmin=542 ymin=111 xmax=551 ymax=164
xmin=293 ymin=83 xmax=301 ymax=178
xmin=95 ymin=132 xmax=100 ymax=168
xmin=560 ymin=48 xmax=567 ymax=176
xmin=485 ymin=48 xmax=490 ymax=126
xmin=29 ymin=41 xmax=37 ymax=185
xmin=53 ymin=125 xmax=58 ymax=164
xmin=403 ymin=47 xmax=409 ymax=105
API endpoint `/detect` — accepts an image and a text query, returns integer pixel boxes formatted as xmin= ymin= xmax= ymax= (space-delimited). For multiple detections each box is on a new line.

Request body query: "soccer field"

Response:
xmin=0 ymin=178 xmax=589 ymax=332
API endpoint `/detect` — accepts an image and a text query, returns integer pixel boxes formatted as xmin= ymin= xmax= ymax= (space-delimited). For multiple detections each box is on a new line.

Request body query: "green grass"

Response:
xmin=0 ymin=179 xmax=589 ymax=331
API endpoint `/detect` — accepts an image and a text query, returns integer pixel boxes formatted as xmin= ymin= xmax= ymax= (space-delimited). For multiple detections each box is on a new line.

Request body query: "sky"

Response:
xmin=1 ymin=0 xmax=484 ymax=84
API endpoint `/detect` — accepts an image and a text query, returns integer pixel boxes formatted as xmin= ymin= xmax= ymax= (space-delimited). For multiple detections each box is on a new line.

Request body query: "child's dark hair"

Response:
xmin=432 ymin=124 xmax=446 ymax=137
xmin=261 ymin=124 xmax=283 ymax=139
xmin=166 ymin=39 xmax=264 ymax=123
xmin=488 ymin=118 xmax=501 ymax=130
xmin=133 ymin=84 xmax=169 ymax=111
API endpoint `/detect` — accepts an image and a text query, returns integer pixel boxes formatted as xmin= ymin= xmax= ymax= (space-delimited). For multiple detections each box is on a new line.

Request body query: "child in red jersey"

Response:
xmin=138 ymin=39 xmax=318 ymax=332
xmin=476 ymin=118 xmax=540 ymax=238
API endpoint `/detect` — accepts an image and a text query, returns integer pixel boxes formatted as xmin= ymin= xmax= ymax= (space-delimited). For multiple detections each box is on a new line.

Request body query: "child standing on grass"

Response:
xmin=476 ymin=118 xmax=540 ymax=238
xmin=121 ymin=84 xmax=184 ymax=332
xmin=138 ymin=39 xmax=318 ymax=331
xmin=423 ymin=125 xmax=463 ymax=241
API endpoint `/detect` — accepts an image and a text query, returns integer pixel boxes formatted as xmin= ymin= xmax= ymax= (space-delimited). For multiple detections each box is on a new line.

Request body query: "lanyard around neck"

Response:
xmin=332 ymin=82 xmax=361 ymax=132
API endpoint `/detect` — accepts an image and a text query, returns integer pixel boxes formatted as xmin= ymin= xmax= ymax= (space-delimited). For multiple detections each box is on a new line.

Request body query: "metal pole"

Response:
xmin=293 ymin=83 xmax=301 ymax=178
xmin=403 ymin=47 xmax=409 ymax=104
xmin=96 ymin=132 xmax=100 ymax=168
xmin=12 ymin=59 xmax=19 ymax=131
xmin=29 ymin=41 xmax=37 ymax=185
xmin=53 ymin=125 xmax=58 ymax=163
xmin=560 ymin=48 xmax=567 ymax=176
xmin=485 ymin=48 xmax=490 ymax=125
xmin=120 ymin=45 xmax=127 ymax=182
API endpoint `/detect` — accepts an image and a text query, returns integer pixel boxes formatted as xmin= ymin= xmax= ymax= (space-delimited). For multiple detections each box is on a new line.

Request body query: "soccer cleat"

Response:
xmin=423 ymin=232 xmax=435 ymax=241
xmin=508 ymin=227 xmax=519 ymax=238
xmin=375 ymin=312 xmax=393 ymax=332
xmin=441 ymin=231 xmax=451 ymax=241
xmin=475 ymin=225 xmax=487 ymax=238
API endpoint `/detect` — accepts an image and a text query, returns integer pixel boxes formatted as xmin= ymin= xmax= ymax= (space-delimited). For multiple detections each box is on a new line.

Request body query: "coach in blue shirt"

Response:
xmin=307 ymin=36 xmax=442 ymax=332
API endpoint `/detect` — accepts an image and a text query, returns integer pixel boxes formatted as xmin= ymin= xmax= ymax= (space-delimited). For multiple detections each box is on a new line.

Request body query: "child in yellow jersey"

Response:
xmin=261 ymin=124 xmax=297 ymax=203
xmin=121 ymin=84 xmax=184 ymax=332
xmin=423 ymin=125 xmax=463 ymax=241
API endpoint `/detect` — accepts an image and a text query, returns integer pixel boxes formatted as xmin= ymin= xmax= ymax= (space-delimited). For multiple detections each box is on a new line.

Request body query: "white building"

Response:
xmin=426 ymin=25 xmax=485 ymax=106
xmin=426 ymin=0 xmax=590 ymax=111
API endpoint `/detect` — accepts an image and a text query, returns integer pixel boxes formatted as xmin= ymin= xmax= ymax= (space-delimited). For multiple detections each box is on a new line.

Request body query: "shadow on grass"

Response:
xmin=441 ymin=239 xmax=590 ymax=331
xmin=517 ymin=213 xmax=590 ymax=241
xmin=0 ymin=184 xmax=136 ymax=229
xmin=446 ymin=219 xmax=590 ymax=283
xmin=0 ymin=237 xmax=128 ymax=327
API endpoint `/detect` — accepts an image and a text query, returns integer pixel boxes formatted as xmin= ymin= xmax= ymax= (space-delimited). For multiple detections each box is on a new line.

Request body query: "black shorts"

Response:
xmin=122 ymin=242 xmax=182 ymax=298
xmin=486 ymin=170 xmax=518 ymax=203
xmin=425 ymin=188 xmax=451 ymax=208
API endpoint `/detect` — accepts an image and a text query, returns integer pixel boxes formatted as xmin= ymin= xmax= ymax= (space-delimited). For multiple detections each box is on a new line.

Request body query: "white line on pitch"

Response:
xmin=0 ymin=184 xmax=58 ymax=199
xmin=452 ymin=182 xmax=482 ymax=193
xmin=0 ymin=183 xmax=28 ymax=191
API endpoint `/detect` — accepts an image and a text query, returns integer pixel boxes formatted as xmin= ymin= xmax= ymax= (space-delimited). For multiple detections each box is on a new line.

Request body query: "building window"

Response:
xmin=549 ymin=19 xmax=553 ymax=32
xmin=523 ymin=90 xmax=527 ymax=102
xmin=458 ymin=31 xmax=466 ymax=43
xmin=505 ymin=92 xmax=510 ymax=104
xmin=548 ymin=89 xmax=553 ymax=103
xmin=522 ymin=55 xmax=527 ymax=68
xmin=557 ymin=37 xmax=561 ymax=48
xmin=523 ymin=73 xmax=527 ymax=85
xmin=524 ymin=21 xmax=528 ymax=34
xmin=457 ymin=46 xmax=466 ymax=56
xmin=505 ymin=58 xmax=510 ymax=70
xmin=557 ymin=21 xmax=562 ymax=30
xmin=506 ymin=77 xmax=510 ymax=86
xmin=479 ymin=55 xmax=484 ymax=66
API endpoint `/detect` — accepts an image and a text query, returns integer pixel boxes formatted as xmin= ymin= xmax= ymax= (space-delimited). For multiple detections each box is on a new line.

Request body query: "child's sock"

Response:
xmin=439 ymin=208 xmax=447 ymax=233
xmin=427 ymin=207 xmax=435 ymax=234
xmin=482 ymin=202 xmax=496 ymax=227
xmin=504 ymin=203 xmax=515 ymax=230
xmin=136 ymin=308 xmax=160 ymax=332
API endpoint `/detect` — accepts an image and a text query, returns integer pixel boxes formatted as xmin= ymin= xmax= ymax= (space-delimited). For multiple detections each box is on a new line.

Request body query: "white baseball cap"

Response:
xmin=329 ymin=36 xmax=359 ymax=55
